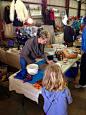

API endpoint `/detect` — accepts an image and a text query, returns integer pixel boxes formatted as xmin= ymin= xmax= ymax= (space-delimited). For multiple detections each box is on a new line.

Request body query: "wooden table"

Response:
xmin=73 ymin=40 xmax=81 ymax=47
xmin=73 ymin=34 xmax=82 ymax=47
xmin=0 ymin=48 xmax=21 ymax=69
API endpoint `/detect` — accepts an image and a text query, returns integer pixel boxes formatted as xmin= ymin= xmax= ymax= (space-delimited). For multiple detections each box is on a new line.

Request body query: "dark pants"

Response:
xmin=79 ymin=54 xmax=86 ymax=86
xmin=74 ymin=34 xmax=79 ymax=41
xmin=49 ymin=20 xmax=55 ymax=31
xmin=65 ymin=42 xmax=73 ymax=47
xmin=74 ymin=30 xmax=79 ymax=41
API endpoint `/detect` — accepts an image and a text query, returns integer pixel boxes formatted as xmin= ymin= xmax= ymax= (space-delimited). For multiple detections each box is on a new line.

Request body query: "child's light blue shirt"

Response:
xmin=42 ymin=86 xmax=72 ymax=115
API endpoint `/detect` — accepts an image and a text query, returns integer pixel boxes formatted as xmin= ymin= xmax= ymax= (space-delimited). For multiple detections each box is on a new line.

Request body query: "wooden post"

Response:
xmin=42 ymin=0 xmax=47 ymax=24
xmin=78 ymin=1 xmax=81 ymax=17
xmin=65 ymin=0 xmax=69 ymax=16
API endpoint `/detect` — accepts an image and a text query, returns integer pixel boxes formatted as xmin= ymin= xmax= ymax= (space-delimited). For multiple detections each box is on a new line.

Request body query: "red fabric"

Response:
xmin=16 ymin=28 xmax=18 ymax=31
xmin=24 ymin=22 xmax=28 ymax=25
xmin=72 ymin=16 xmax=74 ymax=20
xmin=80 ymin=26 xmax=84 ymax=30
xmin=49 ymin=10 xmax=54 ymax=21
xmin=77 ymin=17 xmax=78 ymax=19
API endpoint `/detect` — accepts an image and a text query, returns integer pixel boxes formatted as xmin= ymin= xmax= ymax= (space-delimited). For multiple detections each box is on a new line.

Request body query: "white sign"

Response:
xmin=54 ymin=12 xmax=60 ymax=17
xmin=29 ymin=4 xmax=42 ymax=16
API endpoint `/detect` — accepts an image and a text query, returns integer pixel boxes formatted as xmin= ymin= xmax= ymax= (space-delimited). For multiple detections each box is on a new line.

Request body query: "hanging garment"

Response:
xmin=49 ymin=10 xmax=54 ymax=21
xmin=10 ymin=0 xmax=28 ymax=22
xmin=13 ymin=10 xmax=23 ymax=27
xmin=4 ymin=5 xmax=12 ymax=24
xmin=44 ymin=9 xmax=50 ymax=25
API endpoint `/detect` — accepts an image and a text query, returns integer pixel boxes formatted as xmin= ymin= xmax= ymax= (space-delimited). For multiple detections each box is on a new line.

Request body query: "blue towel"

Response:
xmin=14 ymin=59 xmax=46 ymax=84
xmin=14 ymin=69 xmax=44 ymax=84
xmin=36 ymin=59 xmax=46 ymax=66
xmin=14 ymin=69 xmax=27 ymax=79
xmin=28 ymin=70 xmax=44 ymax=84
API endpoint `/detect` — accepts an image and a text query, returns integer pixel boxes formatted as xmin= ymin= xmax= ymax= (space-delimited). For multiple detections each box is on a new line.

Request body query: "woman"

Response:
xmin=20 ymin=30 xmax=54 ymax=69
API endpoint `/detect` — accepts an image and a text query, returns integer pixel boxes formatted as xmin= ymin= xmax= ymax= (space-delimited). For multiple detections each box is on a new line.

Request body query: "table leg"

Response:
xmin=38 ymin=94 xmax=43 ymax=108
xmin=22 ymin=95 xmax=25 ymax=106
xmin=70 ymin=68 xmax=76 ymax=81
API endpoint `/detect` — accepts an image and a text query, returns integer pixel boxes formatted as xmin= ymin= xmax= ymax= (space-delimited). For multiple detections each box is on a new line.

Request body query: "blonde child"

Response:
xmin=42 ymin=64 xmax=72 ymax=115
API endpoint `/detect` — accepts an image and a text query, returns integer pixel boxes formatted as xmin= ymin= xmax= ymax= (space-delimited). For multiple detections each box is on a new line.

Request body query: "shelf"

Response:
xmin=47 ymin=4 xmax=66 ymax=8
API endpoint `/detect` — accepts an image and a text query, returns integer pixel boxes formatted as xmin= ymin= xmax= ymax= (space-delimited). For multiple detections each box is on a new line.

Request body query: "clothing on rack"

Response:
xmin=10 ymin=0 xmax=28 ymax=23
xmin=49 ymin=10 xmax=55 ymax=31
xmin=44 ymin=8 xmax=50 ymax=25
xmin=49 ymin=10 xmax=54 ymax=21
xmin=13 ymin=10 xmax=23 ymax=26
xmin=4 ymin=5 xmax=12 ymax=24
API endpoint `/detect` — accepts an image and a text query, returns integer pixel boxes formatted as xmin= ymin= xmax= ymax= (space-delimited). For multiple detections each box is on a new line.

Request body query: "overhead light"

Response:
xmin=27 ymin=17 xmax=33 ymax=25
xmin=74 ymin=0 xmax=81 ymax=1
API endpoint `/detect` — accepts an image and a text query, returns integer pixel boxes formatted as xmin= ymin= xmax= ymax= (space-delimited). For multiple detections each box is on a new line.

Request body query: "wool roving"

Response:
xmin=10 ymin=0 xmax=28 ymax=22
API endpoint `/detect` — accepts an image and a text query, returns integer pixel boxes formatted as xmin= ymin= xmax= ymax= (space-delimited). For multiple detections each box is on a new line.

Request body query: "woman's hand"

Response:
xmin=46 ymin=60 xmax=54 ymax=64
xmin=81 ymin=50 xmax=84 ymax=55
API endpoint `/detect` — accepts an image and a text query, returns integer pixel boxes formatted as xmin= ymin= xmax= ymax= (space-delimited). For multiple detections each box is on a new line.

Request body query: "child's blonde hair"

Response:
xmin=42 ymin=64 xmax=64 ymax=92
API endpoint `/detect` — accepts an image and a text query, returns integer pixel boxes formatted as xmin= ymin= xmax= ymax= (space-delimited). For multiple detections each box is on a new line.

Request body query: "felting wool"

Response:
xmin=10 ymin=0 xmax=28 ymax=22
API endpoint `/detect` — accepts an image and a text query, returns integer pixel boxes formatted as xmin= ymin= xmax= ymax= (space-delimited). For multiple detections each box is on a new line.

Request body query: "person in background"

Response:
xmin=64 ymin=18 xmax=75 ymax=47
xmin=72 ymin=17 xmax=80 ymax=41
xmin=74 ymin=16 xmax=86 ymax=88
xmin=42 ymin=64 xmax=72 ymax=115
xmin=20 ymin=30 xmax=54 ymax=69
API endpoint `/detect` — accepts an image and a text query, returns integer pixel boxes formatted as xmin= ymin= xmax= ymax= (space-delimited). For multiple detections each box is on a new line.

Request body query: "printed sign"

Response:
xmin=29 ymin=4 xmax=42 ymax=16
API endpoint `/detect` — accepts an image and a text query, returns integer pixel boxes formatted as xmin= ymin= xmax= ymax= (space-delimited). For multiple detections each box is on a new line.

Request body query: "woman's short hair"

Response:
xmin=42 ymin=64 xmax=64 ymax=92
xmin=39 ymin=30 xmax=50 ymax=40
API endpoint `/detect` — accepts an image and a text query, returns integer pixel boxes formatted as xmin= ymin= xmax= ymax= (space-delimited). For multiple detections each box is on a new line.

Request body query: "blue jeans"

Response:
xmin=20 ymin=57 xmax=35 ymax=69
xmin=20 ymin=57 xmax=27 ymax=69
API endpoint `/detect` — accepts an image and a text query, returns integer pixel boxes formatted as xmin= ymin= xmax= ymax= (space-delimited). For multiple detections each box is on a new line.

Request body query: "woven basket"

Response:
xmin=62 ymin=47 xmax=80 ymax=59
